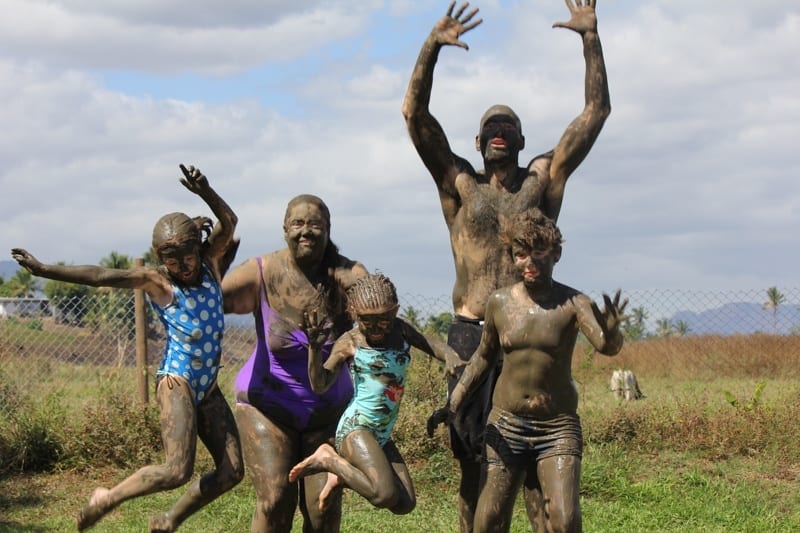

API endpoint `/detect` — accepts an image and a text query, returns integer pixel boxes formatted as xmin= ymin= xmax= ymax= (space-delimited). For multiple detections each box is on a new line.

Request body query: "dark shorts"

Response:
xmin=447 ymin=316 xmax=502 ymax=462
xmin=484 ymin=407 xmax=583 ymax=467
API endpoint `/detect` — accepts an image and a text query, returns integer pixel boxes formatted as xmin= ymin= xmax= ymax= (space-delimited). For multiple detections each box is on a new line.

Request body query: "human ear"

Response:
xmin=475 ymin=135 xmax=481 ymax=152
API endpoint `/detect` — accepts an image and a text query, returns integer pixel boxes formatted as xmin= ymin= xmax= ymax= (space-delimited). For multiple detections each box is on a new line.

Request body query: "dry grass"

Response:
xmin=584 ymin=333 xmax=800 ymax=380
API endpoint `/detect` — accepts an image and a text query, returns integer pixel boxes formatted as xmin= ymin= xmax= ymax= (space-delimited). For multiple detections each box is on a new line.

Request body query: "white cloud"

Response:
xmin=2 ymin=0 xmax=798 ymax=301
xmin=0 ymin=0 xmax=380 ymax=74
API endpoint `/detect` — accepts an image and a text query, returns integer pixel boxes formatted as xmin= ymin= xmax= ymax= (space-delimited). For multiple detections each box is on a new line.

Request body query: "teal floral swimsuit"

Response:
xmin=335 ymin=341 xmax=410 ymax=448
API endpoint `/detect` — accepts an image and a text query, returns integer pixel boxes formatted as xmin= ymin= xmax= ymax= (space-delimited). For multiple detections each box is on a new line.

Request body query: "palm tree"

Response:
xmin=673 ymin=320 xmax=691 ymax=337
xmin=622 ymin=305 xmax=649 ymax=341
xmin=91 ymin=251 xmax=136 ymax=365
xmin=631 ymin=306 xmax=649 ymax=329
xmin=655 ymin=318 xmax=673 ymax=338
xmin=400 ymin=306 xmax=423 ymax=330
xmin=762 ymin=286 xmax=786 ymax=333
xmin=141 ymin=248 xmax=158 ymax=267
xmin=424 ymin=311 xmax=454 ymax=338
xmin=100 ymin=251 xmax=133 ymax=270
xmin=9 ymin=269 xmax=40 ymax=298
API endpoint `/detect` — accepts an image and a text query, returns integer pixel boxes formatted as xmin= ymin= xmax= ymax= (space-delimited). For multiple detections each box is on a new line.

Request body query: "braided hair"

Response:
xmin=347 ymin=273 xmax=398 ymax=315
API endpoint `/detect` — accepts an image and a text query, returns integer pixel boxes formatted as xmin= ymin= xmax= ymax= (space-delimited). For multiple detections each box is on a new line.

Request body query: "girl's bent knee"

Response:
xmin=369 ymin=487 xmax=400 ymax=510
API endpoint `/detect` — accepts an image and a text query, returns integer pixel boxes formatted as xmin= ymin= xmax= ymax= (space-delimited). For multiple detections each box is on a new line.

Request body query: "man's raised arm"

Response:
xmin=545 ymin=0 xmax=611 ymax=219
xmin=402 ymin=2 xmax=482 ymax=191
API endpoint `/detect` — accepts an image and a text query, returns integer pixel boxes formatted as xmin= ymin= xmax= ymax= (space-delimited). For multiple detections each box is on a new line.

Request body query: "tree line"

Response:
xmin=1 ymin=264 xmax=790 ymax=338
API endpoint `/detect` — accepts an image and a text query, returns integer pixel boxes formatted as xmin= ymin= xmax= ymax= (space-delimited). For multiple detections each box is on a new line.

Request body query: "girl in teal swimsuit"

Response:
xmin=289 ymin=273 xmax=462 ymax=514
xmin=12 ymin=165 xmax=242 ymax=532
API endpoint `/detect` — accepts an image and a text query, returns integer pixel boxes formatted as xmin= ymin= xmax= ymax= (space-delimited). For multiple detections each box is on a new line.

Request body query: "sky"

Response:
xmin=2 ymin=0 xmax=798 ymax=305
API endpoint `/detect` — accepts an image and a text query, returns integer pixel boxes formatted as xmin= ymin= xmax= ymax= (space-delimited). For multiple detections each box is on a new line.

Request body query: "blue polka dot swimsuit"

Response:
xmin=151 ymin=264 xmax=224 ymax=404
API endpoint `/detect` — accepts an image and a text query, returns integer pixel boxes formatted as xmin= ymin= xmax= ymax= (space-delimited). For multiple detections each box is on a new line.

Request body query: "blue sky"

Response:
xmin=2 ymin=0 xmax=798 ymax=302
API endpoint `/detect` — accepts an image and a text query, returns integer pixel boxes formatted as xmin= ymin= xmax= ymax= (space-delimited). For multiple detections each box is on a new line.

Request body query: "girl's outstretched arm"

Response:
xmin=11 ymin=248 xmax=173 ymax=306
xmin=397 ymin=318 xmax=463 ymax=377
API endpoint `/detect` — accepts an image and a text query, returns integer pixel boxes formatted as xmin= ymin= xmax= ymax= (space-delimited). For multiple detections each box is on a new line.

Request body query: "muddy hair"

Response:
xmin=500 ymin=208 xmax=564 ymax=254
xmin=479 ymin=104 xmax=522 ymax=135
xmin=151 ymin=212 xmax=215 ymax=253
xmin=151 ymin=212 xmax=214 ymax=277
xmin=347 ymin=273 xmax=398 ymax=314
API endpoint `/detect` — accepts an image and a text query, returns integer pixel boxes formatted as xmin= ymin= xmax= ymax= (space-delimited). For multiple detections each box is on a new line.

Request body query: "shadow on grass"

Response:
xmin=0 ymin=491 xmax=43 ymax=510
xmin=0 ymin=521 xmax=52 ymax=533
xmin=0 ymin=492 xmax=51 ymax=532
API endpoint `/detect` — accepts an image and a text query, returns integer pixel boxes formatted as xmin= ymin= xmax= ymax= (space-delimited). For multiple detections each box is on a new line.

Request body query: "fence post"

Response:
xmin=134 ymin=258 xmax=149 ymax=404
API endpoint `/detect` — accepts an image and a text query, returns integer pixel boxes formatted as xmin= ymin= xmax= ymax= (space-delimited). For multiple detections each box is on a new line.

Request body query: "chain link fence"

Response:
xmin=1 ymin=287 xmax=799 ymax=417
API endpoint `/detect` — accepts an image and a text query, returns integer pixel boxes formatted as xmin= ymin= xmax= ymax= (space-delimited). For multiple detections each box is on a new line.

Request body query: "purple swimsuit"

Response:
xmin=234 ymin=257 xmax=353 ymax=431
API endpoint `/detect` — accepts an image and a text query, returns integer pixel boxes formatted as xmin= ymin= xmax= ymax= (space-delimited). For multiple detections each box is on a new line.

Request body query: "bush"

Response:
xmin=63 ymin=392 xmax=162 ymax=470
xmin=0 ymin=399 xmax=66 ymax=476
xmin=393 ymin=351 xmax=450 ymax=462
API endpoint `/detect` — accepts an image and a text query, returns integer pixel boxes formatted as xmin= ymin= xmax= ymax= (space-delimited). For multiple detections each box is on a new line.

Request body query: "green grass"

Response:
xmin=2 ymin=442 xmax=799 ymax=532
xmin=2 ymin=331 xmax=800 ymax=531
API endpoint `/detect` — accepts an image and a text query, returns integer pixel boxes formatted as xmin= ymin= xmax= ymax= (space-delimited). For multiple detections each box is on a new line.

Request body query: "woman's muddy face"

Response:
xmin=159 ymin=242 xmax=201 ymax=286
xmin=284 ymin=203 xmax=329 ymax=265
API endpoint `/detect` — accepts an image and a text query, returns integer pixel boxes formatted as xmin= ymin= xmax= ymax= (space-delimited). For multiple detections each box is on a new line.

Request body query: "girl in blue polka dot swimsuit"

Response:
xmin=12 ymin=164 xmax=243 ymax=532
xmin=154 ymin=261 xmax=225 ymax=404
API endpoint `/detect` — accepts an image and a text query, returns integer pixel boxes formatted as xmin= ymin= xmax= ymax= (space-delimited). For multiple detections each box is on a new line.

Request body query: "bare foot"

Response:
xmin=288 ymin=443 xmax=338 ymax=482
xmin=76 ymin=487 xmax=111 ymax=531
xmin=149 ymin=513 xmax=174 ymax=532
xmin=318 ymin=472 xmax=343 ymax=512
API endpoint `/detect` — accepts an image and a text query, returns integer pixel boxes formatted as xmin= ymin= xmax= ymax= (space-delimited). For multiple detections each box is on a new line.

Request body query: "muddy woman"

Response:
xmin=221 ymin=194 xmax=368 ymax=532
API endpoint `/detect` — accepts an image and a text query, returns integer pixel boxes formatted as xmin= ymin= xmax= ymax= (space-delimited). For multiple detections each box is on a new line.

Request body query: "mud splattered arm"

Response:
xmin=401 ymin=2 xmax=481 ymax=200
xmin=399 ymin=318 xmax=464 ymax=377
xmin=545 ymin=0 xmax=610 ymax=221
xmin=576 ymin=289 xmax=627 ymax=356
xmin=306 ymin=313 xmax=353 ymax=394
xmin=220 ymin=257 xmax=260 ymax=315
xmin=10 ymin=248 xmax=172 ymax=304
xmin=179 ymin=164 xmax=239 ymax=278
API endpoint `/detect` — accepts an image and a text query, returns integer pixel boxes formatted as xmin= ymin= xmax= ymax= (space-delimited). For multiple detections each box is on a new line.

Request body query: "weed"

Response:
xmin=0 ymin=398 xmax=66 ymax=475
xmin=724 ymin=380 xmax=766 ymax=411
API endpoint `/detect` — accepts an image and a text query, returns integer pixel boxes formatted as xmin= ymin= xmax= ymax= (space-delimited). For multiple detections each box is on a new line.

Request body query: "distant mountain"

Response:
xmin=0 ymin=260 xmax=20 ymax=280
xmin=672 ymin=302 xmax=800 ymax=335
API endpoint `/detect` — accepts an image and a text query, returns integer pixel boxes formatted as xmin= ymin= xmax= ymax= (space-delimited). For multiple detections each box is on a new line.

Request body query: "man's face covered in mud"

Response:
xmin=476 ymin=105 xmax=525 ymax=163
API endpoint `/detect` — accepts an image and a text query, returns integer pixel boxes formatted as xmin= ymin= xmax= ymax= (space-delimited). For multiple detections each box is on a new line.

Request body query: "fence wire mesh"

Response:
xmin=1 ymin=287 xmax=799 ymax=416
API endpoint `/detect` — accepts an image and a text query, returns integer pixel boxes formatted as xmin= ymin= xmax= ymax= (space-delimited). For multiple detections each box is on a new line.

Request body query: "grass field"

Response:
xmin=1 ymin=322 xmax=800 ymax=531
